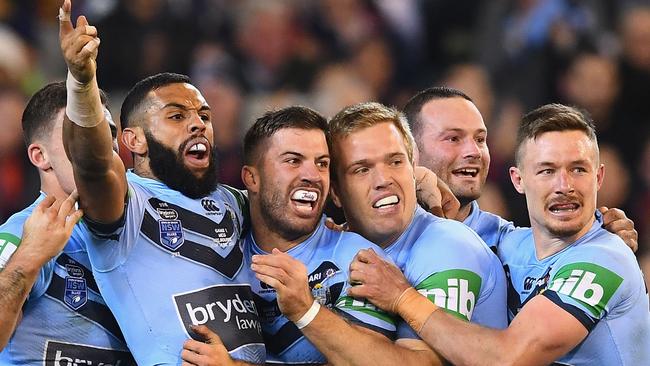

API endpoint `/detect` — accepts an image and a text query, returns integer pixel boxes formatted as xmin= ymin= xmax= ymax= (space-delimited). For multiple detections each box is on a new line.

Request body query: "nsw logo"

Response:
xmin=159 ymin=220 xmax=184 ymax=250
xmin=64 ymin=277 xmax=87 ymax=311
xmin=174 ymin=284 xmax=264 ymax=352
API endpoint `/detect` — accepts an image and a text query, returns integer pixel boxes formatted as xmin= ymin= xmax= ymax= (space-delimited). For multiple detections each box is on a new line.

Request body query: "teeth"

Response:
xmin=456 ymin=168 xmax=478 ymax=175
xmin=374 ymin=195 xmax=398 ymax=208
xmin=189 ymin=143 xmax=207 ymax=152
xmin=292 ymin=190 xmax=318 ymax=202
xmin=550 ymin=203 xmax=578 ymax=212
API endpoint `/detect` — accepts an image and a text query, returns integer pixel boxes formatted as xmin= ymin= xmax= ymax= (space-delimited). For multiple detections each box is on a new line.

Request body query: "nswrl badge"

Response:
xmin=159 ymin=219 xmax=185 ymax=250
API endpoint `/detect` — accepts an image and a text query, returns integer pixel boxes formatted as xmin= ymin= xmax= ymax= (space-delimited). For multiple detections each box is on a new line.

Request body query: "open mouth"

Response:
xmin=373 ymin=195 xmax=399 ymax=209
xmin=291 ymin=189 xmax=319 ymax=213
xmin=548 ymin=202 xmax=580 ymax=214
xmin=184 ymin=139 xmax=210 ymax=166
xmin=452 ymin=167 xmax=479 ymax=178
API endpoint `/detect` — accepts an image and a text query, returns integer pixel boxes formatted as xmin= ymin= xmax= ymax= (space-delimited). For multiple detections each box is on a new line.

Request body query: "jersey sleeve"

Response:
xmin=541 ymin=243 xmax=633 ymax=332
xmin=398 ymin=222 xmax=506 ymax=338
xmin=81 ymin=182 xmax=147 ymax=271
xmin=333 ymin=243 xmax=397 ymax=339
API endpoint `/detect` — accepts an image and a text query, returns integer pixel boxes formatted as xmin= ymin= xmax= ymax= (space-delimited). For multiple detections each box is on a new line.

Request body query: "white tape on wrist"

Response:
xmin=65 ymin=70 xmax=104 ymax=128
xmin=294 ymin=300 xmax=321 ymax=330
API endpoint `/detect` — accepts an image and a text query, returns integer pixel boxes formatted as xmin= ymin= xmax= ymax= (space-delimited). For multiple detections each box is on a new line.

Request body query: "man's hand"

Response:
xmin=414 ymin=166 xmax=460 ymax=219
xmin=21 ymin=191 xmax=83 ymax=267
xmin=599 ymin=206 xmax=638 ymax=252
xmin=181 ymin=325 xmax=241 ymax=366
xmin=347 ymin=249 xmax=411 ymax=313
xmin=59 ymin=0 xmax=100 ymax=83
xmin=251 ymin=249 xmax=313 ymax=322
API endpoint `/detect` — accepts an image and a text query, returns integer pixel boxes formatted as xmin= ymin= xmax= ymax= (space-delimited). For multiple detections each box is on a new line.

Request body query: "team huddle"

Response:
xmin=0 ymin=0 xmax=648 ymax=365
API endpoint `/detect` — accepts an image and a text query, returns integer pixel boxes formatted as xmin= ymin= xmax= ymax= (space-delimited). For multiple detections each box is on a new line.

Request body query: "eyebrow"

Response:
xmin=280 ymin=151 xmax=330 ymax=160
xmin=439 ymin=127 xmax=487 ymax=134
xmin=161 ymin=103 xmax=211 ymax=112
xmin=346 ymin=152 xmax=406 ymax=169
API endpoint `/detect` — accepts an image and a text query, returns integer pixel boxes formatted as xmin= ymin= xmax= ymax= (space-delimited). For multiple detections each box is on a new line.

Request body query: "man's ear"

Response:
xmin=329 ymin=184 xmax=343 ymax=208
xmin=27 ymin=143 xmax=51 ymax=172
xmin=509 ymin=166 xmax=525 ymax=194
xmin=121 ymin=127 xmax=147 ymax=155
xmin=242 ymin=165 xmax=260 ymax=194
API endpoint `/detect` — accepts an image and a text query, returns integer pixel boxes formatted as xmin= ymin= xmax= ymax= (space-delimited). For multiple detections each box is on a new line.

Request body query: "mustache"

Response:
xmin=291 ymin=181 xmax=324 ymax=195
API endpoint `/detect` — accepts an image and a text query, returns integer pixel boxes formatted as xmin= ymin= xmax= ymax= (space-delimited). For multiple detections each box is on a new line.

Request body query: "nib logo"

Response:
xmin=417 ymin=269 xmax=481 ymax=321
xmin=548 ymin=262 xmax=623 ymax=318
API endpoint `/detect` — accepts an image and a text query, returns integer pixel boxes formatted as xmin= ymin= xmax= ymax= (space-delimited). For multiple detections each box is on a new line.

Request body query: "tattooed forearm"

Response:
xmin=0 ymin=264 xmax=38 ymax=350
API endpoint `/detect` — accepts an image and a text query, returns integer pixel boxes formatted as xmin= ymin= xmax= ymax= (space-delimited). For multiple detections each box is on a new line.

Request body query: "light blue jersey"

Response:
xmin=387 ymin=207 xmax=507 ymax=339
xmin=0 ymin=194 xmax=134 ymax=365
xmin=82 ymin=171 xmax=265 ymax=365
xmin=498 ymin=212 xmax=650 ymax=365
xmin=243 ymin=217 xmax=396 ymax=364
xmin=463 ymin=200 xmax=515 ymax=251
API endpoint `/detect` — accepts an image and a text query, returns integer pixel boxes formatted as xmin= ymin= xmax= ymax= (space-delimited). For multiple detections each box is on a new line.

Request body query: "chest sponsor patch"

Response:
xmin=159 ymin=219 xmax=185 ymax=250
xmin=174 ymin=284 xmax=264 ymax=351
xmin=416 ymin=269 xmax=482 ymax=321
xmin=44 ymin=340 xmax=135 ymax=366
xmin=547 ymin=262 xmax=623 ymax=318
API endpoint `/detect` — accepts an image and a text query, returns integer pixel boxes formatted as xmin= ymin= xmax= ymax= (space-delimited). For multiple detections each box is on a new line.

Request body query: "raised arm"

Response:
xmin=0 ymin=193 xmax=82 ymax=349
xmin=59 ymin=0 xmax=127 ymax=223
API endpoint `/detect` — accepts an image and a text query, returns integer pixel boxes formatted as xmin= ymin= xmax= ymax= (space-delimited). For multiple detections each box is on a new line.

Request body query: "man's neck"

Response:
xmin=455 ymin=201 xmax=473 ymax=222
xmin=532 ymin=217 xmax=595 ymax=260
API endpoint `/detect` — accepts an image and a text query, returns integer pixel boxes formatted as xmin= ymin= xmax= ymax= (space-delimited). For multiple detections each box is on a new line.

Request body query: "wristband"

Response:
xmin=65 ymin=70 xmax=104 ymax=128
xmin=394 ymin=287 xmax=439 ymax=333
xmin=294 ymin=300 xmax=321 ymax=330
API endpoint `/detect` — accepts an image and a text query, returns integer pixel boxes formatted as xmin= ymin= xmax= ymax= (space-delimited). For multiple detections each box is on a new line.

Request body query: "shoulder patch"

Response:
xmin=548 ymin=262 xmax=623 ymax=318
xmin=416 ymin=269 xmax=482 ymax=321
xmin=0 ymin=232 xmax=21 ymax=269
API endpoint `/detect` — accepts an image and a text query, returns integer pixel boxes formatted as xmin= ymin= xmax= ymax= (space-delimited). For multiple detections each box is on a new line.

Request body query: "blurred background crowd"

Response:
xmin=1 ymin=0 xmax=649 ymax=272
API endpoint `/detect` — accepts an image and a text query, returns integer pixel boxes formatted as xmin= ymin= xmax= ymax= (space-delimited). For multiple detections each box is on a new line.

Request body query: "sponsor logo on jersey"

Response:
xmin=174 ymin=284 xmax=264 ymax=351
xmin=159 ymin=219 xmax=185 ymax=250
xmin=0 ymin=232 xmax=21 ymax=269
xmin=416 ymin=269 xmax=482 ymax=321
xmin=202 ymin=198 xmax=221 ymax=214
xmin=307 ymin=261 xmax=340 ymax=306
xmin=157 ymin=208 xmax=178 ymax=220
xmin=44 ymin=340 xmax=135 ymax=366
xmin=548 ymin=262 xmax=623 ymax=318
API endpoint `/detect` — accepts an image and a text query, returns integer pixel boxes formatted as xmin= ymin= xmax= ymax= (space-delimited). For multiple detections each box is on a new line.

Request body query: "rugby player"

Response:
xmin=350 ymin=104 xmax=650 ymax=365
xmin=59 ymin=1 xmax=263 ymax=363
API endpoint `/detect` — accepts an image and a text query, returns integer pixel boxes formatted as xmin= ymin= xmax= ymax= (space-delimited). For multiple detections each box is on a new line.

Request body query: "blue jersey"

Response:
xmin=82 ymin=171 xmax=264 ymax=365
xmin=463 ymin=200 xmax=515 ymax=251
xmin=243 ymin=217 xmax=396 ymax=364
xmin=386 ymin=207 xmax=507 ymax=339
xmin=498 ymin=212 xmax=650 ymax=365
xmin=0 ymin=194 xmax=134 ymax=365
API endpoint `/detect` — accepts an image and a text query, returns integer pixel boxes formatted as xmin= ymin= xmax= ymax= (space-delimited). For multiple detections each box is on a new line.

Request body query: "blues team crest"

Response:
xmin=64 ymin=277 xmax=88 ymax=310
xmin=159 ymin=220 xmax=185 ymax=250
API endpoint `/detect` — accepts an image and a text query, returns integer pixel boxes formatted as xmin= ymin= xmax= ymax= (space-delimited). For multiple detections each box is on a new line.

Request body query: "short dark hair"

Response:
xmin=243 ymin=106 xmax=328 ymax=165
xmin=403 ymin=86 xmax=473 ymax=140
xmin=515 ymin=103 xmax=598 ymax=166
xmin=120 ymin=72 xmax=191 ymax=130
xmin=22 ymin=81 xmax=108 ymax=145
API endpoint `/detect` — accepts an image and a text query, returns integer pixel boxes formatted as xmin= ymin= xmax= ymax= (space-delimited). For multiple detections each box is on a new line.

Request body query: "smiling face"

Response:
xmin=331 ymin=122 xmax=416 ymax=248
xmin=253 ymin=128 xmax=330 ymax=242
xmin=510 ymin=130 xmax=603 ymax=242
xmin=415 ymin=97 xmax=489 ymax=207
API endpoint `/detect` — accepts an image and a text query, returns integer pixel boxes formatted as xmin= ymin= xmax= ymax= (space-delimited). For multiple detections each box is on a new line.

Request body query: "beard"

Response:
xmin=258 ymin=182 xmax=324 ymax=242
xmin=145 ymin=132 xmax=219 ymax=199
